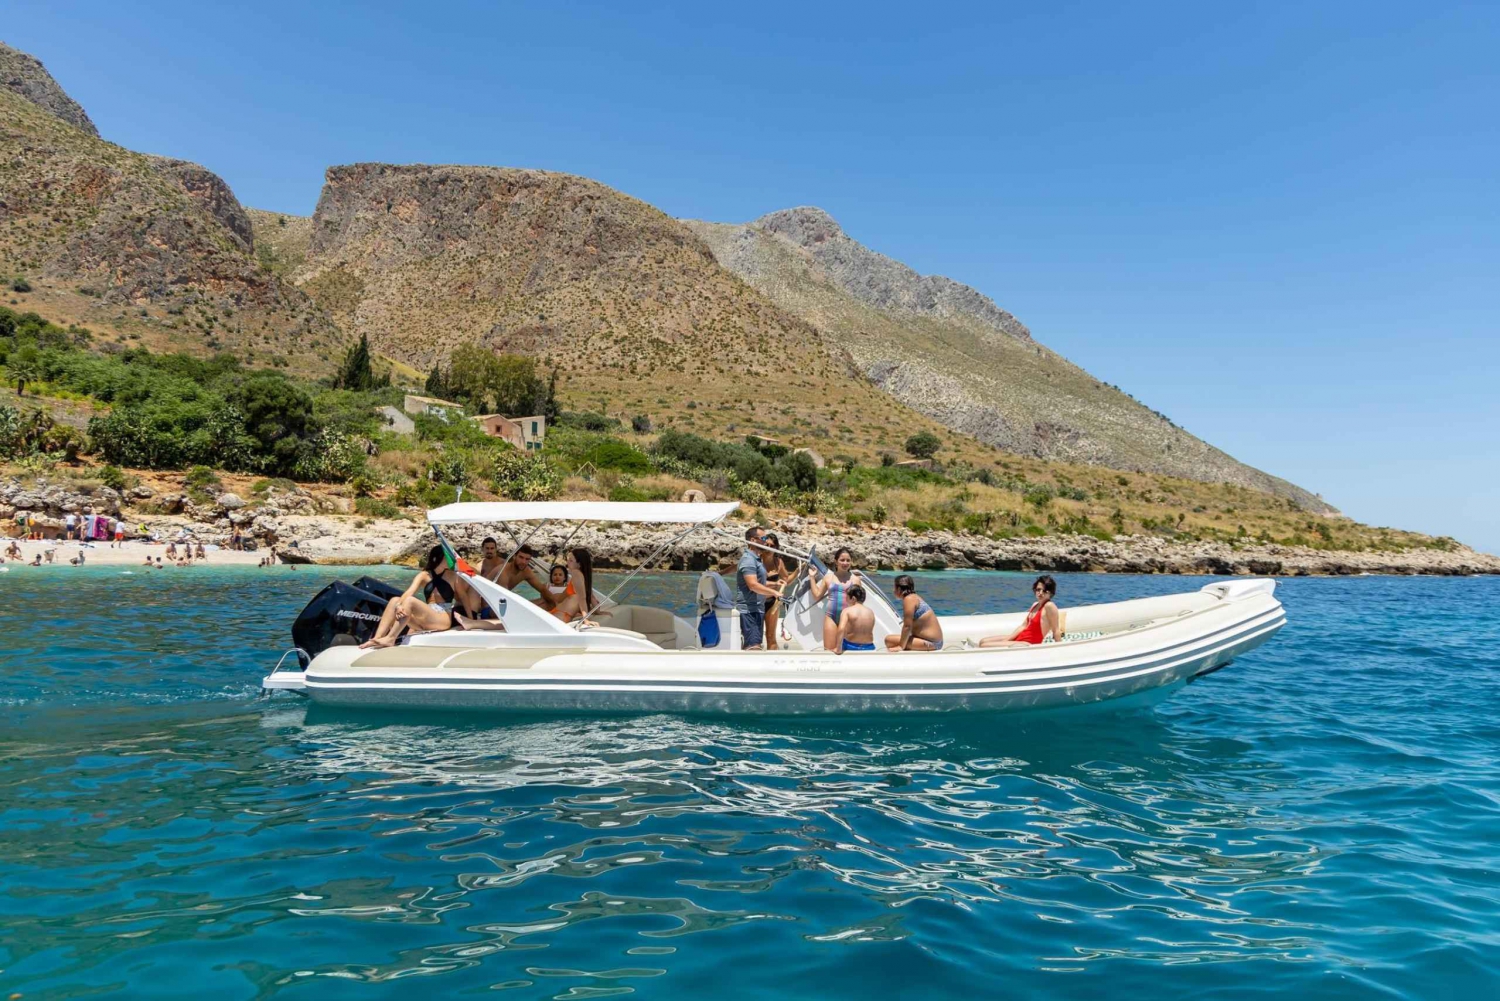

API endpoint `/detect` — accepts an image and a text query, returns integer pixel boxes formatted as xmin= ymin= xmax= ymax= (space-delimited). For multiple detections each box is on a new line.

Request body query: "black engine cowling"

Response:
xmin=291 ymin=576 xmax=404 ymax=665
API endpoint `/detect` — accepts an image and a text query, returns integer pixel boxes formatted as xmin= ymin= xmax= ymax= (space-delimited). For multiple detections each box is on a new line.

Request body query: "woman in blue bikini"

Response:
xmin=885 ymin=574 xmax=945 ymax=651
xmin=809 ymin=547 xmax=857 ymax=652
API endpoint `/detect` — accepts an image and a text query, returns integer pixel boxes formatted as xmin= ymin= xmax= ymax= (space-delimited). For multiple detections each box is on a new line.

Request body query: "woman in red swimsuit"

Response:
xmin=979 ymin=576 xmax=1062 ymax=648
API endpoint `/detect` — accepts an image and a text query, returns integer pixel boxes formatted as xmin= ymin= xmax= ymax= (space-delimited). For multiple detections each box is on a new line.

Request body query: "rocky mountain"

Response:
xmin=0 ymin=50 xmax=341 ymax=367
xmin=283 ymin=162 xmax=982 ymax=455
xmin=753 ymin=207 xmax=1032 ymax=341
xmin=1 ymin=40 xmax=1330 ymax=512
xmin=684 ymin=209 xmax=1330 ymax=512
xmin=0 ymin=41 xmax=97 ymax=136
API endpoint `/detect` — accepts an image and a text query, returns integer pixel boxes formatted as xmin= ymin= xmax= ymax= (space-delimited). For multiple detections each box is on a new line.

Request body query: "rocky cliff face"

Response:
xmin=0 ymin=46 xmax=343 ymax=368
xmin=755 ymin=207 xmax=1032 ymax=342
xmin=0 ymin=41 xmax=98 ymax=136
xmin=301 ymin=163 xmax=821 ymax=368
xmin=685 ymin=211 xmax=1333 ymax=513
xmin=291 ymin=164 xmax=987 ymax=459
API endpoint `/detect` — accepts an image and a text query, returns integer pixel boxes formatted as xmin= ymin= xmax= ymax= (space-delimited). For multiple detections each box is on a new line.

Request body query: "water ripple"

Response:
xmin=2 ymin=570 xmax=1500 ymax=997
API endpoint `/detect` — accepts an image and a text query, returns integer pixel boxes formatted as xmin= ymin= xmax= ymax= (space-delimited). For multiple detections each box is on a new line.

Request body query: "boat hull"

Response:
xmin=286 ymin=587 xmax=1286 ymax=716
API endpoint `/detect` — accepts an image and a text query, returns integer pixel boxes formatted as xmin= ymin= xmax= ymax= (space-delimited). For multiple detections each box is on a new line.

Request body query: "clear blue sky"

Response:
xmin=8 ymin=1 xmax=1498 ymax=551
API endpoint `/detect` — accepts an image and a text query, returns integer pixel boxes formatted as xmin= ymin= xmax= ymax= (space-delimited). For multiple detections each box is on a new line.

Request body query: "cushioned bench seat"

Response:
xmin=596 ymin=605 xmax=680 ymax=649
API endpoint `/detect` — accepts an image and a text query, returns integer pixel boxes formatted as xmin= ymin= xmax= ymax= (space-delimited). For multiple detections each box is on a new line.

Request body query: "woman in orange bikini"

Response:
xmin=979 ymin=575 xmax=1062 ymax=648
xmin=549 ymin=548 xmax=600 ymax=626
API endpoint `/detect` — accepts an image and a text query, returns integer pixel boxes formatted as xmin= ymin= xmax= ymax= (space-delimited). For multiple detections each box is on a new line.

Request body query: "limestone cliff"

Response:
xmin=685 ymin=210 xmax=1332 ymax=513
xmin=0 ymin=41 xmax=97 ymax=136
xmin=0 ymin=45 xmax=342 ymax=367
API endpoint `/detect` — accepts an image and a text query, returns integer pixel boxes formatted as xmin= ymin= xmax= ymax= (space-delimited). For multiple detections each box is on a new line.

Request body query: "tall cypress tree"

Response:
xmin=424 ymin=362 xmax=448 ymax=399
xmin=542 ymin=368 xmax=560 ymax=419
xmin=335 ymin=333 xmax=373 ymax=391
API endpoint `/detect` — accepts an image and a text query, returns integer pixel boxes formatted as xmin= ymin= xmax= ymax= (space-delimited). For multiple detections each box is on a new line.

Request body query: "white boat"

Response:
xmin=263 ymin=501 xmax=1286 ymax=715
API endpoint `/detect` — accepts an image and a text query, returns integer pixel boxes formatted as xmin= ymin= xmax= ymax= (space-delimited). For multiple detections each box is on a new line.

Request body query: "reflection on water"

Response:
xmin=2 ymin=569 xmax=1500 ymax=998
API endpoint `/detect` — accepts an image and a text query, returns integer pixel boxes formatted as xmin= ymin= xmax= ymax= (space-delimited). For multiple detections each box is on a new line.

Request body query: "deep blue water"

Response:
xmin=2 ymin=566 xmax=1499 ymax=1000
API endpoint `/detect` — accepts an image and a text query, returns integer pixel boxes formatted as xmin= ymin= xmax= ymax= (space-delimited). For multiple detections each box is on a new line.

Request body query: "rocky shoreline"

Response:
xmin=5 ymin=477 xmax=1496 ymax=576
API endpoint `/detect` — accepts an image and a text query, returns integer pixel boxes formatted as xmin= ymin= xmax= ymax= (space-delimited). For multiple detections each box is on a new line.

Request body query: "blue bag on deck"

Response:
xmin=698 ymin=609 xmax=721 ymax=648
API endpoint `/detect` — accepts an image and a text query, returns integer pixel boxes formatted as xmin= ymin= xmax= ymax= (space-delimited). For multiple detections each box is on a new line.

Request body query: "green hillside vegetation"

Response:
xmin=1 ymin=307 xmax=1455 ymax=555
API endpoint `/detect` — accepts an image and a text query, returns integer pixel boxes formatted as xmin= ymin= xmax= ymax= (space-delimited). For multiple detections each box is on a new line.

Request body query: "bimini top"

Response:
xmin=427 ymin=500 xmax=741 ymax=526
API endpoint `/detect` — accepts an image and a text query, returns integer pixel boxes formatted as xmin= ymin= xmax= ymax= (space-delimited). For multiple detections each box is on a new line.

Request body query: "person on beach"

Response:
xmin=979 ymin=575 xmax=1062 ymax=647
xmin=761 ymin=532 xmax=792 ymax=650
xmin=195 ymin=542 xmax=206 ymax=560
xmin=809 ymin=548 xmax=857 ymax=652
xmin=143 ymin=554 xmax=155 ymax=567
xmin=4 ymin=540 xmax=19 ymax=561
xmin=885 ymin=574 xmax=945 ymax=651
xmin=835 ymin=584 xmax=877 ymax=654
xmin=64 ymin=513 xmax=76 ymax=540
xmin=165 ymin=541 xmax=178 ymax=560
xmin=30 ymin=552 xmax=42 ymax=566
xmin=735 ymin=528 xmax=781 ymax=650
xmin=360 ymin=545 xmax=472 ymax=648
xmin=549 ymin=548 xmax=600 ymax=626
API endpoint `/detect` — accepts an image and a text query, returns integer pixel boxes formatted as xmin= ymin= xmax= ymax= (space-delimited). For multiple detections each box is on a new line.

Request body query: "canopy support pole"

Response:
xmin=494 ymin=519 xmax=553 ymax=581
xmin=602 ymin=523 xmax=706 ymax=605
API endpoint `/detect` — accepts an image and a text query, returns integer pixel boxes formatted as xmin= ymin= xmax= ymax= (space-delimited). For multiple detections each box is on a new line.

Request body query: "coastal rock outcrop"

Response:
xmin=387 ymin=519 xmax=1500 ymax=578
xmin=0 ymin=478 xmax=122 ymax=520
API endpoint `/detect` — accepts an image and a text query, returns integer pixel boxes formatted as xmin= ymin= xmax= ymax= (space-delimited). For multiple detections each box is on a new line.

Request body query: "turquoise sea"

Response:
xmin=2 ymin=567 xmax=1499 ymax=999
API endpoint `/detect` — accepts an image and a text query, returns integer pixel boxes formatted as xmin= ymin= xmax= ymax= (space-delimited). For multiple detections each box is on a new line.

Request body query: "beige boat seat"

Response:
xmin=595 ymin=604 xmax=679 ymax=649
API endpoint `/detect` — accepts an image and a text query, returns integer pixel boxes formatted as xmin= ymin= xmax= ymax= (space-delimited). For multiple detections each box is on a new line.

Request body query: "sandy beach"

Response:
xmin=0 ymin=538 xmax=267 ymax=568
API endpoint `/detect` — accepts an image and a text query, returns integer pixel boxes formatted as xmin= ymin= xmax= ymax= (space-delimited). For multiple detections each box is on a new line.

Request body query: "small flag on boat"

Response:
xmin=432 ymin=525 xmax=477 ymax=575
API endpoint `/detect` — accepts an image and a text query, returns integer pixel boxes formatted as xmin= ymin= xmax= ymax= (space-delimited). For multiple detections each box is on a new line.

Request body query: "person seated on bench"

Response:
xmin=979 ymin=575 xmax=1062 ymax=647
xmin=547 ymin=564 xmax=570 ymax=602
xmin=885 ymin=574 xmax=945 ymax=651
xmin=478 ymin=539 xmax=558 ymax=612
xmin=835 ymin=584 xmax=877 ymax=654
xmin=550 ymin=548 xmax=601 ymax=626
xmin=361 ymin=546 xmax=474 ymax=648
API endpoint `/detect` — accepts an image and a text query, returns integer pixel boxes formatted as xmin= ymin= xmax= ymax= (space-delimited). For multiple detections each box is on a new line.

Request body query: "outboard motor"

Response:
xmin=290 ymin=577 xmax=403 ymax=665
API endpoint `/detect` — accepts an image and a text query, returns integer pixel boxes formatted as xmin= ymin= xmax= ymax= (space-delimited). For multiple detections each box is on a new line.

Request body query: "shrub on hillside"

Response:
xmin=232 ymin=373 xmax=313 ymax=474
xmin=355 ymin=496 xmax=402 ymax=519
xmin=784 ymin=451 xmax=818 ymax=493
xmin=99 ymin=464 xmax=128 ymax=492
xmin=904 ymin=431 xmax=942 ymax=459
xmin=0 ymin=403 xmax=23 ymax=458
xmin=554 ymin=410 xmax=620 ymax=431
xmin=546 ymin=427 xmax=651 ymax=473
xmin=89 ymin=399 xmax=258 ymax=471
xmin=490 ymin=451 xmax=562 ymax=501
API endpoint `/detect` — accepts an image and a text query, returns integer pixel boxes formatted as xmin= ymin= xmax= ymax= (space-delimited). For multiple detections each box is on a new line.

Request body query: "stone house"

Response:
xmin=402 ymin=394 xmax=463 ymax=418
xmin=376 ymin=406 xmax=415 ymax=434
xmin=473 ymin=414 xmax=547 ymax=451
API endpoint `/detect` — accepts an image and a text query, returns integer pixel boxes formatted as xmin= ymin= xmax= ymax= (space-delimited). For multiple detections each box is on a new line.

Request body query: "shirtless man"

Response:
xmin=477 ymin=539 xmax=558 ymax=611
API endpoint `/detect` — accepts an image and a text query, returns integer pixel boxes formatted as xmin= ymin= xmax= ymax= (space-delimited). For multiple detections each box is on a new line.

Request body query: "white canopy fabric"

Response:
xmin=427 ymin=500 xmax=740 ymax=525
